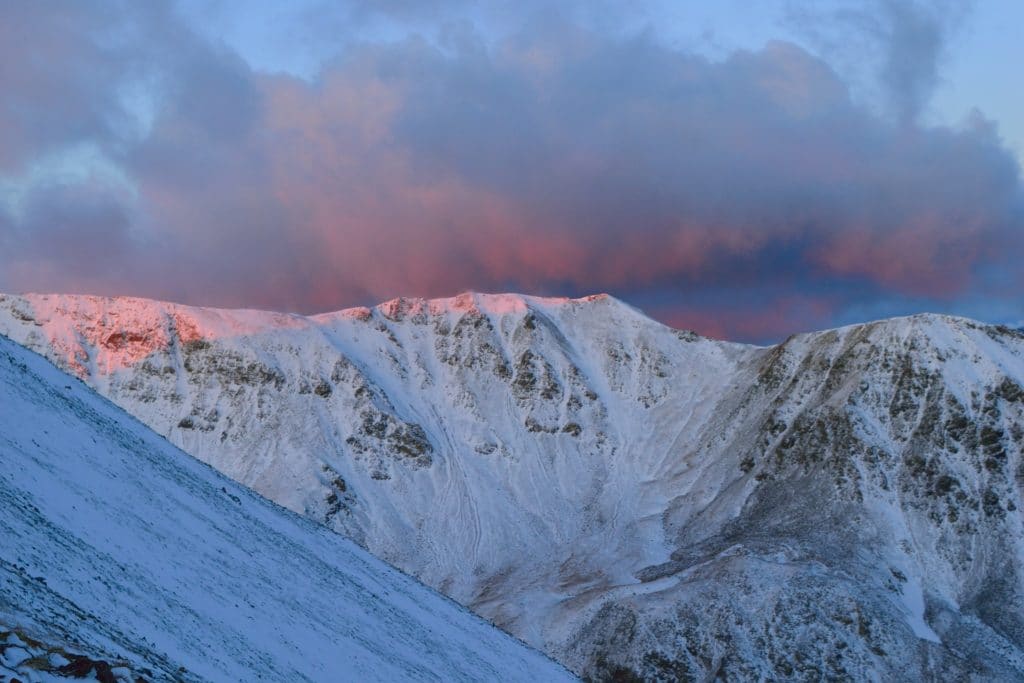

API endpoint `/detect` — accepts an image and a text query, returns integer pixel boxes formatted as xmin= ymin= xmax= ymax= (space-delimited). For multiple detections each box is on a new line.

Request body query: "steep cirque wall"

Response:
xmin=1 ymin=292 xmax=1022 ymax=679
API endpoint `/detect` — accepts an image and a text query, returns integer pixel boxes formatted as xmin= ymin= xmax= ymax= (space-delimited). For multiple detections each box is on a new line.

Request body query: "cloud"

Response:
xmin=0 ymin=2 xmax=129 ymax=172
xmin=787 ymin=0 xmax=974 ymax=123
xmin=0 ymin=1 xmax=1021 ymax=341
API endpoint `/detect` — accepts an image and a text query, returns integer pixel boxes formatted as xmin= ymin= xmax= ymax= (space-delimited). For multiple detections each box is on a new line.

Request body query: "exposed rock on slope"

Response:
xmin=1 ymin=292 xmax=1022 ymax=680
xmin=2 ymin=626 xmax=150 ymax=682
xmin=0 ymin=332 xmax=575 ymax=682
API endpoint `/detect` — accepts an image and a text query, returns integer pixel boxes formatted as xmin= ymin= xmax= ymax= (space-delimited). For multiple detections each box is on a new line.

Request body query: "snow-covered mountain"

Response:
xmin=1 ymin=291 xmax=1022 ymax=680
xmin=0 ymin=331 xmax=575 ymax=681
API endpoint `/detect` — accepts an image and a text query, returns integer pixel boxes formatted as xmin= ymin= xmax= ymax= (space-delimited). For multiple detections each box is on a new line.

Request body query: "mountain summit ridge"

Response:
xmin=2 ymin=291 xmax=1022 ymax=679
xmin=2 ymin=288 xmax=1001 ymax=336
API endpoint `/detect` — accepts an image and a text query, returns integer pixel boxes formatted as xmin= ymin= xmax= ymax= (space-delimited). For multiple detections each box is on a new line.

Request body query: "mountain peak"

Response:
xmin=782 ymin=311 xmax=1024 ymax=354
xmin=368 ymin=291 xmax=617 ymax=320
xmin=299 ymin=291 xmax=626 ymax=326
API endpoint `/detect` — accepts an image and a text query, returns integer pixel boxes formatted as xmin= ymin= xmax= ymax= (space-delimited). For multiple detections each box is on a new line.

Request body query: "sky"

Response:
xmin=0 ymin=0 xmax=1021 ymax=342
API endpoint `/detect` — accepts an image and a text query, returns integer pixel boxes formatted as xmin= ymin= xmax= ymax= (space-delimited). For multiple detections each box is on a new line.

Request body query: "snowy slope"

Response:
xmin=1 ymin=291 xmax=1023 ymax=679
xmin=0 ymin=332 xmax=576 ymax=682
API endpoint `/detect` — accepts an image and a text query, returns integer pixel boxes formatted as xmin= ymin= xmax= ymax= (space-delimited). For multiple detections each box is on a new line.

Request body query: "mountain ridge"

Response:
xmin=3 ymin=289 xmax=1004 ymax=346
xmin=1 ymin=291 xmax=1022 ymax=679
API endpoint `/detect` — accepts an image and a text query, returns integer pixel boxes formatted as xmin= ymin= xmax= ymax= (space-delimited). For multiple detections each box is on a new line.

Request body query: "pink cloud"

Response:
xmin=2 ymin=6 xmax=1022 ymax=342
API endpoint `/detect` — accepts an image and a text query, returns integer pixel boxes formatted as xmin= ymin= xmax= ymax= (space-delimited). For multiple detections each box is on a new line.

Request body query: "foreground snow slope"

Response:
xmin=2 ymin=291 xmax=1023 ymax=679
xmin=0 ymin=333 xmax=575 ymax=682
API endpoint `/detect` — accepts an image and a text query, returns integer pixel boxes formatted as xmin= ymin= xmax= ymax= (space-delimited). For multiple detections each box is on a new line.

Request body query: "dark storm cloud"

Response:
xmin=0 ymin=0 xmax=1021 ymax=340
